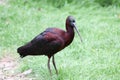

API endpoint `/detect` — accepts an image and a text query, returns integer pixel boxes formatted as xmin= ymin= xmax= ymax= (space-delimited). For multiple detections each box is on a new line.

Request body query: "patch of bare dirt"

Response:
xmin=0 ymin=55 xmax=33 ymax=80
xmin=0 ymin=0 xmax=6 ymax=5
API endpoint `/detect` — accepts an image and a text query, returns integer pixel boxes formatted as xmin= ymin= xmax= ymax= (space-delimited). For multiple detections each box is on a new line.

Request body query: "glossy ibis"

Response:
xmin=17 ymin=16 xmax=82 ymax=75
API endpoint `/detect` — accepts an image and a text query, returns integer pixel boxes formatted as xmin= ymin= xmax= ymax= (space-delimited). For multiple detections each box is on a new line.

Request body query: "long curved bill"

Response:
xmin=73 ymin=23 xmax=83 ymax=43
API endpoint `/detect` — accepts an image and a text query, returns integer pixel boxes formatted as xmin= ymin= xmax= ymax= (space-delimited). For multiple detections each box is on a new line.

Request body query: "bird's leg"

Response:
xmin=48 ymin=57 xmax=52 ymax=75
xmin=52 ymin=56 xmax=58 ymax=75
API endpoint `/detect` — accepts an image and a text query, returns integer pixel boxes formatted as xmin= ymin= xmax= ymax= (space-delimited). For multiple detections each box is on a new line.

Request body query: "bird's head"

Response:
xmin=66 ymin=16 xmax=83 ymax=42
xmin=66 ymin=16 xmax=76 ymax=28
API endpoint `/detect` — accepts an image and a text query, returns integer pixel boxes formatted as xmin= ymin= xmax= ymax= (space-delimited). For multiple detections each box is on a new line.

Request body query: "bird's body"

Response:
xmin=17 ymin=16 xmax=82 ymax=75
xmin=18 ymin=27 xmax=74 ymax=58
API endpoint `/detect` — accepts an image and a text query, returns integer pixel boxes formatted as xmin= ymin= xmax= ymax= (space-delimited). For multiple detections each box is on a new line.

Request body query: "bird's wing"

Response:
xmin=28 ymin=31 xmax=64 ymax=56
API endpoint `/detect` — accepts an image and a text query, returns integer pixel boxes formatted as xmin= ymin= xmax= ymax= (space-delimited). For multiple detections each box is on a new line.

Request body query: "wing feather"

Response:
xmin=25 ymin=31 xmax=64 ymax=56
xmin=18 ymin=28 xmax=65 ymax=57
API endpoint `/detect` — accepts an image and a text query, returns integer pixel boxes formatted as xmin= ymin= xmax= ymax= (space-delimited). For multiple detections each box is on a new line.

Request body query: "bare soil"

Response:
xmin=0 ymin=55 xmax=33 ymax=80
xmin=0 ymin=0 xmax=6 ymax=5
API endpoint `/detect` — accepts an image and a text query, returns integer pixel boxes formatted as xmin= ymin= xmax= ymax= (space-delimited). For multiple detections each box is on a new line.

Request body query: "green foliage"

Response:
xmin=47 ymin=0 xmax=66 ymax=8
xmin=9 ymin=0 xmax=120 ymax=8
xmin=95 ymin=0 xmax=120 ymax=7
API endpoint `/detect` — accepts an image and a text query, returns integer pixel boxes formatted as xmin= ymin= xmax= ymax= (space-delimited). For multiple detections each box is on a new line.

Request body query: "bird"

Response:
xmin=17 ymin=16 xmax=83 ymax=75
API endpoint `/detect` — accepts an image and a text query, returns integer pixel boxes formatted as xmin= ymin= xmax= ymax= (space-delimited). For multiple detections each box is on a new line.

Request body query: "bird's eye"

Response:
xmin=72 ymin=20 xmax=75 ymax=22
xmin=69 ymin=19 xmax=75 ymax=23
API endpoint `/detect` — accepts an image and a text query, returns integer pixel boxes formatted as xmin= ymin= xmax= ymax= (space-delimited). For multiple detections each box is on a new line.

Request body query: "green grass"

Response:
xmin=0 ymin=0 xmax=120 ymax=80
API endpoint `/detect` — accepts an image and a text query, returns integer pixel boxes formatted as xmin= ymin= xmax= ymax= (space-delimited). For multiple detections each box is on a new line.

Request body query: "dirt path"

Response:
xmin=0 ymin=0 xmax=6 ymax=5
xmin=0 ymin=55 xmax=33 ymax=80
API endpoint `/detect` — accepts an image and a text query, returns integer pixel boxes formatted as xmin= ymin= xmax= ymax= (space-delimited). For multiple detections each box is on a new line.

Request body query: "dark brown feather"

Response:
xmin=17 ymin=28 xmax=65 ymax=58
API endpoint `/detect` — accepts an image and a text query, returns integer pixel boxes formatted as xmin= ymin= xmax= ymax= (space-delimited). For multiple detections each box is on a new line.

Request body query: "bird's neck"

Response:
xmin=65 ymin=25 xmax=75 ymax=46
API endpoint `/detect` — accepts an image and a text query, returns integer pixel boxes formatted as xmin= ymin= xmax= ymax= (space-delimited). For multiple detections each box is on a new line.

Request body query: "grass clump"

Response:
xmin=95 ymin=0 xmax=120 ymax=7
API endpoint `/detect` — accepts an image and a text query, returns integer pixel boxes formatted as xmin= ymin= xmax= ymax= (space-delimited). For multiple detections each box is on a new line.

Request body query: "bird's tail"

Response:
xmin=17 ymin=42 xmax=33 ymax=58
